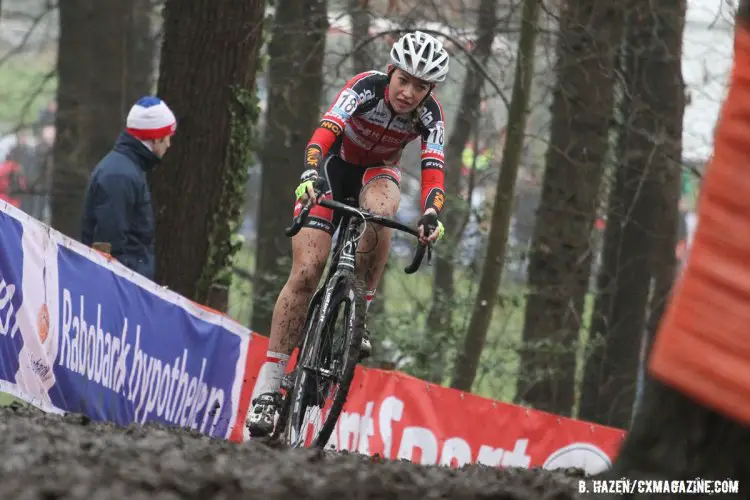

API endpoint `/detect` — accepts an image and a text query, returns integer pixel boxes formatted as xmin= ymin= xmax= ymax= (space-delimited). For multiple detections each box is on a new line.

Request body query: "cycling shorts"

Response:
xmin=292 ymin=155 xmax=401 ymax=235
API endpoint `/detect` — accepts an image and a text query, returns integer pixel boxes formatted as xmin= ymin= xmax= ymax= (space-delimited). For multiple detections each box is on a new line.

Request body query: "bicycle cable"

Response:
xmin=331 ymin=206 xmax=370 ymax=262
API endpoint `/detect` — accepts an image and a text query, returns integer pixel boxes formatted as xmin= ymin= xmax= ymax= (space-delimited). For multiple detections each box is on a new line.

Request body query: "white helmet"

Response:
xmin=390 ymin=31 xmax=450 ymax=83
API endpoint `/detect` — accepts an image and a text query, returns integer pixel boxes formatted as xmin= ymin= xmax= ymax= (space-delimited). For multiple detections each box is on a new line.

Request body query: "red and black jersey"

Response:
xmin=304 ymin=71 xmax=446 ymax=215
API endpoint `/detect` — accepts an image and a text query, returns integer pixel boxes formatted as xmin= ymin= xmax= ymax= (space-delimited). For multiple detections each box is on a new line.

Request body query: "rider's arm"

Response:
xmin=303 ymin=71 xmax=380 ymax=171
xmin=418 ymin=96 xmax=447 ymax=216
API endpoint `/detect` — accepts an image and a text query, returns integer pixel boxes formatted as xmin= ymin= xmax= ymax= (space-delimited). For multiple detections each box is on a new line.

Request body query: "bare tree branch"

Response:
xmin=0 ymin=1 xmax=57 ymax=69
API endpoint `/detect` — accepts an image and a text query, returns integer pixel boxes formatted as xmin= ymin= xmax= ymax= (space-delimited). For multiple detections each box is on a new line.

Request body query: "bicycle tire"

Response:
xmin=281 ymin=273 xmax=366 ymax=449
xmin=270 ymin=294 xmax=321 ymax=442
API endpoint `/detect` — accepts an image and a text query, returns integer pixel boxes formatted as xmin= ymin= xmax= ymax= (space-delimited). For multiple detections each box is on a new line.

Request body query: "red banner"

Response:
xmin=230 ymin=333 xmax=625 ymax=473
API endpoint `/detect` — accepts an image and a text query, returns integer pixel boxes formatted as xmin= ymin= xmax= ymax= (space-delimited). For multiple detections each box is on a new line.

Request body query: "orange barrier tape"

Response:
xmin=649 ymin=24 xmax=750 ymax=424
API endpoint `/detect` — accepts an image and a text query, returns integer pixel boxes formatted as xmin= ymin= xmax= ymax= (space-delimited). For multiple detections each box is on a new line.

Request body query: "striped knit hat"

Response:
xmin=126 ymin=96 xmax=176 ymax=141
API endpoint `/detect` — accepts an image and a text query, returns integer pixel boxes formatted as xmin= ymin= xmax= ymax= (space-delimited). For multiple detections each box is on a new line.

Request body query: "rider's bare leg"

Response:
xmin=356 ymin=177 xmax=401 ymax=310
xmin=252 ymin=227 xmax=331 ymax=399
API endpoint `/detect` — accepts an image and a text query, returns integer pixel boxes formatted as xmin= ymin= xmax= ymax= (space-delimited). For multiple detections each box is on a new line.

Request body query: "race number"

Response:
xmin=427 ymin=121 xmax=445 ymax=147
xmin=333 ymin=89 xmax=359 ymax=118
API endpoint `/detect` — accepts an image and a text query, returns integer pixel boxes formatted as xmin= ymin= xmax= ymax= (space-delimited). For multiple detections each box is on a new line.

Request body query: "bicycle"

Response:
xmin=268 ymin=195 xmax=433 ymax=449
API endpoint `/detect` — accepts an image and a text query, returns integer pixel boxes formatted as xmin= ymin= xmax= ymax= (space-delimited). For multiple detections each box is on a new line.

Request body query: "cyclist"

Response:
xmin=247 ymin=30 xmax=449 ymax=437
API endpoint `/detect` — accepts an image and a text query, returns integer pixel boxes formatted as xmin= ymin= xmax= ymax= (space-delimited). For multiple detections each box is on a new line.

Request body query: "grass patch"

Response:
xmin=0 ymin=392 xmax=23 ymax=406
xmin=0 ymin=53 xmax=56 ymax=131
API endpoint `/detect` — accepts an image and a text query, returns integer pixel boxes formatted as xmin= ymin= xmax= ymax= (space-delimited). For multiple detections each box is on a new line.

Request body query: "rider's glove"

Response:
xmin=295 ymin=169 xmax=330 ymax=201
xmin=418 ymin=211 xmax=445 ymax=242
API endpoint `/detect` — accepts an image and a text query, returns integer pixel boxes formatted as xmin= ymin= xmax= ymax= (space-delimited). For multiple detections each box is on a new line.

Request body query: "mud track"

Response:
xmin=0 ymin=403 xmax=586 ymax=499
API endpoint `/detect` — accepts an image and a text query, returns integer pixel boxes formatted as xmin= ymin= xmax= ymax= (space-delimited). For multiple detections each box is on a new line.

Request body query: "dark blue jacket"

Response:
xmin=81 ymin=132 xmax=160 ymax=280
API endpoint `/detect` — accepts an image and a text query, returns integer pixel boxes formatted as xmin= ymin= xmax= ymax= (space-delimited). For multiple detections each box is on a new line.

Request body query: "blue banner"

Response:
xmin=0 ymin=211 xmax=25 ymax=384
xmin=0 ymin=203 xmax=250 ymax=439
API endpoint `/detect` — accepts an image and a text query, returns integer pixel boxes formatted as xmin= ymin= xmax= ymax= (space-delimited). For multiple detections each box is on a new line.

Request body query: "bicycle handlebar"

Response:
xmin=284 ymin=197 xmax=431 ymax=274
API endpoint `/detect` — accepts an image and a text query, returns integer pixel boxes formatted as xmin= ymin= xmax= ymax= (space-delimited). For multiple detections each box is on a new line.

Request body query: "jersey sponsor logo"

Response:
xmin=332 ymin=89 xmax=359 ymax=119
xmin=351 ymin=114 xmax=415 ymax=139
xmin=381 ymin=134 xmax=404 ymax=146
xmin=432 ymin=191 xmax=445 ymax=211
xmin=425 ymin=145 xmax=444 ymax=156
xmin=419 ymin=106 xmax=435 ymax=125
xmin=306 ymin=146 xmax=322 ymax=168
xmin=425 ymin=189 xmax=445 ymax=212
xmin=366 ymin=112 xmax=389 ymax=126
xmin=343 ymin=128 xmax=370 ymax=149
xmin=325 ymin=109 xmax=347 ymax=124
xmin=320 ymin=119 xmax=343 ymax=136
xmin=358 ymin=88 xmax=375 ymax=104
xmin=372 ymin=101 xmax=389 ymax=118
xmin=422 ymin=159 xmax=444 ymax=170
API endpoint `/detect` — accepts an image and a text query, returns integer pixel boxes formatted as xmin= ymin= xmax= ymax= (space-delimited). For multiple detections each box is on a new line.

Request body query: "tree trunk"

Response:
xmin=451 ymin=0 xmax=540 ymax=392
xmin=600 ymin=378 xmax=749 ymax=498
xmin=643 ymin=20 xmax=685 ymax=358
xmin=633 ymin=16 xmax=685 ymax=423
xmin=578 ymin=0 xmax=686 ymax=429
xmin=514 ymin=1 xmax=622 ymax=416
xmin=418 ymin=0 xmax=499 ymax=385
xmin=349 ymin=0 xmax=372 ymax=74
xmin=51 ymin=0 xmax=154 ymax=238
xmin=251 ymin=0 xmax=328 ymax=333
xmin=601 ymin=3 xmax=748 ymax=488
xmin=151 ymin=0 xmax=265 ymax=302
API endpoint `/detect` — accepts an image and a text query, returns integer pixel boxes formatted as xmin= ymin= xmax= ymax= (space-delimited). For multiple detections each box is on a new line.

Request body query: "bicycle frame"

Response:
xmin=295 ymin=207 xmax=365 ymax=371
xmin=276 ymin=196 xmax=432 ymax=446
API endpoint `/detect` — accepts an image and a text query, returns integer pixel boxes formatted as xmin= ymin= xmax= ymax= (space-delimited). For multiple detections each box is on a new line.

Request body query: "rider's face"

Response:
xmin=389 ymin=68 xmax=431 ymax=114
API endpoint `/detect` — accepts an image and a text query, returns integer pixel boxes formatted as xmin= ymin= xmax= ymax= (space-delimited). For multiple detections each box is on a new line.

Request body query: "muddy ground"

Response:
xmin=0 ymin=403 xmax=586 ymax=499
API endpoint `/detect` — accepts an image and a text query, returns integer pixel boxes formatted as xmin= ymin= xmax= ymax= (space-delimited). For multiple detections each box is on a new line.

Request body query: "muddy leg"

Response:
xmin=356 ymin=177 xmax=400 ymax=302
xmin=268 ymin=228 xmax=332 ymax=354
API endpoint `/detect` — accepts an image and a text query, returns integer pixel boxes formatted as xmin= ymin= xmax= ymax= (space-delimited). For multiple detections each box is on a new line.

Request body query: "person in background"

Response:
xmin=7 ymin=128 xmax=44 ymax=220
xmin=0 ymin=146 xmax=28 ymax=208
xmin=80 ymin=96 xmax=176 ymax=281
xmin=28 ymin=102 xmax=57 ymax=222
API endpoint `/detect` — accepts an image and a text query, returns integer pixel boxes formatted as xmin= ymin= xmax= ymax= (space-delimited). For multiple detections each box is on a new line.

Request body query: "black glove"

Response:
xmin=417 ymin=211 xmax=445 ymax=242
xmin=418 ymin=211 xmax=438 ymax=234
xmin=296 ymin=169 xmax=330 ymax=200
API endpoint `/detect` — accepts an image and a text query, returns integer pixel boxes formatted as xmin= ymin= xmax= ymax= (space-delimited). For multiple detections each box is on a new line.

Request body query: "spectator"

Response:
xmin=2 ymin=127 xmax=45 ymax=220
xmin=80 ymin=96 xmax=177 ymax=280
xmin=28 ymin=110 xmax=56 ymax=223
xmin=0 ymin=146 xmax=28 ymax=208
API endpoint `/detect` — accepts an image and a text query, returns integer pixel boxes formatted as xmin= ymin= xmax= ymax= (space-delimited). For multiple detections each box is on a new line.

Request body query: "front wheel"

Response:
xmin=279 ymin=274 xmax=366 ymax=449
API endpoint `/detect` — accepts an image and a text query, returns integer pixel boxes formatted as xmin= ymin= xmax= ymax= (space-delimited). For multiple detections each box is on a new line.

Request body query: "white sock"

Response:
xmin=252 ymin=351 xmax=290 ymax=401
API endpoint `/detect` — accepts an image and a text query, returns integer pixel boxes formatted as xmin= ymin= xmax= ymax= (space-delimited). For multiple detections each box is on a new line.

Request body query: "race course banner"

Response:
xmin=0 ymin=202 xmax=253 ymax=439
xmin=230 ymin=333 xmax=626 ymax=474
xmin=0 ymin=200 xmax=625 ymax=474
